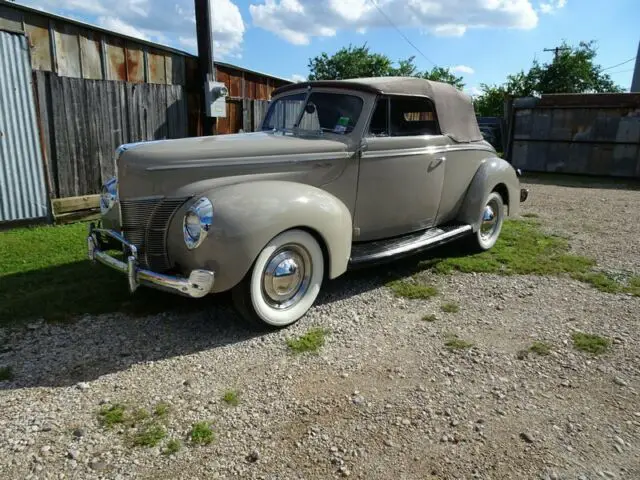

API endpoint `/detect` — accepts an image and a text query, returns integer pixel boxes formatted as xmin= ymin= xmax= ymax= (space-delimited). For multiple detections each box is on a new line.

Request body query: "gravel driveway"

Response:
xmin=1 ymin=179 xmax=639 ymax=480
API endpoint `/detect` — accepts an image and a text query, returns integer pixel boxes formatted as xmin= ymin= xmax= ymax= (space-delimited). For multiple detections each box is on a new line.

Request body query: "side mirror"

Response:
xmin=304 ymin=103 xmax=316 ymax=115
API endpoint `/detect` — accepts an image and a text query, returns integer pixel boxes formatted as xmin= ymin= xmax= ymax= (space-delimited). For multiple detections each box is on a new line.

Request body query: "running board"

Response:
xmin=349 ymin=224 xmax=472 ymax=267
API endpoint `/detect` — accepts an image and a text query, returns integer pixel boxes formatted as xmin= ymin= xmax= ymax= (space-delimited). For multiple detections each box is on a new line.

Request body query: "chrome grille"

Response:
xmin=120 ymin=197 xmax=188 ymax=272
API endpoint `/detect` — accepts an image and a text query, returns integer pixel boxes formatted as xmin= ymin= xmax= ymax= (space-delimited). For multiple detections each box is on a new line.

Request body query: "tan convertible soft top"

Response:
xmin=273 ymin=76 xmax=483 ymax=143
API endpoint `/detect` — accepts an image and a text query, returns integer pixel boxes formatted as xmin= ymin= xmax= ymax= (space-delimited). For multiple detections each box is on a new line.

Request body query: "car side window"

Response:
xmin=389 ymin=96 xmax=439 ymax=137
xmin=367 ymin=98 xmax=389 ymax=137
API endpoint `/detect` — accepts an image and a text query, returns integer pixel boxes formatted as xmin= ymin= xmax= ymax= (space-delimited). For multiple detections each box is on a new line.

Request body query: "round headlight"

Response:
xmin=100 ymin=177 xmax=118 ymax=215
xmin=184 ymin=211 xmax=202 ymax=241
xmin=183 ymin=197 xmax=213 ymax=250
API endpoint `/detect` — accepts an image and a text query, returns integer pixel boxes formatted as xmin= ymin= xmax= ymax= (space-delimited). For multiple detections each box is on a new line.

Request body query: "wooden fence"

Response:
xmin=506 ymin=93 xmax=640 ymax=178
xmin=35 ymin=71 xmax=189 ymax=199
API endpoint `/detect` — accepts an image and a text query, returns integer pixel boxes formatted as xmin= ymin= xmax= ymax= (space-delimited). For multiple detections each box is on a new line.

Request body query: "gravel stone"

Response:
xmin=0 ymin=181 xmax=638 ymax=479
xmin=520 ymin=432 xmax=535 ymax=444
xmin=613 ymin=377 xmax=628 ymax=387
xmin=246 ymin=450 xmax=260 ymax=463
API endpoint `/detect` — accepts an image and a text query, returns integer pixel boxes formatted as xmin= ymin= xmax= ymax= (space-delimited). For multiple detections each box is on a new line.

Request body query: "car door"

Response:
xmin=353 ymin=95 xmax=446 ymax=241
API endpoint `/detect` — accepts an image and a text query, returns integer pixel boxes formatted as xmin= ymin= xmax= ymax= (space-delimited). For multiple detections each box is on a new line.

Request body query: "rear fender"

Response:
xmin=456 ymin=157 xmax=520 ymax=231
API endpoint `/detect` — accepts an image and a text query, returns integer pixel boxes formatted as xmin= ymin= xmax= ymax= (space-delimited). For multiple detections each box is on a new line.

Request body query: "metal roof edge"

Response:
xmin=2 ymin=0 xmax=292 ymax=84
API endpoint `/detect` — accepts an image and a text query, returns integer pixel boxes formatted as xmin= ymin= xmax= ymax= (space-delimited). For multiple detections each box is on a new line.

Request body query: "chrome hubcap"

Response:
xmin=262 ymin=245 xmax=312 ymax=310
xmin=480 ymin=200 xmax=499 ymax=240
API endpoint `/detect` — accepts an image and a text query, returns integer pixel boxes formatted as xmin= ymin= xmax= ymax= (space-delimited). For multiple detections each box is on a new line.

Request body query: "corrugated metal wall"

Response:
xmin=509 ymin=94 xmax=640 ymax=178
xmin=0 ymin=31 xmax=48 ymax=222
xmin=34 ymin=71 xmax=189 ymax=198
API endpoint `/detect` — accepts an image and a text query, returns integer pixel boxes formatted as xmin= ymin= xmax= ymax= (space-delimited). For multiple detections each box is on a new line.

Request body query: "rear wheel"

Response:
xmin=232 ymin=229 xmax=324 ymax=329
xmin=466 ymin=191 xmax=504 ymax=251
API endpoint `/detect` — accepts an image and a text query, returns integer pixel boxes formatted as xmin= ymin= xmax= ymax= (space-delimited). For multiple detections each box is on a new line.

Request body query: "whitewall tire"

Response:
xmin=467 ymin=191 xmax=504 ymax=251
xmin=232 ymin=229 xmax=324 ymax=328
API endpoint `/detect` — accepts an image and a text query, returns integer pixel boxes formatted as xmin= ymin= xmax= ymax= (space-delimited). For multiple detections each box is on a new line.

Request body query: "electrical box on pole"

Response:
xmin=205 ymin=80 xmax=228 ymax=117
xmin=195 ymin=0 xmax=228 ymax=129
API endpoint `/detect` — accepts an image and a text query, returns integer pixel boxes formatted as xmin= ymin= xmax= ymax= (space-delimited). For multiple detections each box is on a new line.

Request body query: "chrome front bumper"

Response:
xmin=87 ymin=224 xmax=215 ymax=298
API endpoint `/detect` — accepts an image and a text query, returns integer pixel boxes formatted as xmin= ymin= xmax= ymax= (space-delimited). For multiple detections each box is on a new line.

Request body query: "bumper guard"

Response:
xmin=87 ymin=224 xmax=214 ymax=298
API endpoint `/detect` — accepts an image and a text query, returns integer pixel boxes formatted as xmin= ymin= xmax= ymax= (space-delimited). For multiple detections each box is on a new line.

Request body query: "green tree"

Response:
xmin=307 ymin=45 xmax=465 ymax=89
xmin=528 ymin=41 xmax=623 ymax=94
xmin=307 ymin=44 xmax=393 ymax=81
xmin=420 ymin=66 xmax=465 ymax=89
xmin=473 ymin=40 xmax=623 ymax=116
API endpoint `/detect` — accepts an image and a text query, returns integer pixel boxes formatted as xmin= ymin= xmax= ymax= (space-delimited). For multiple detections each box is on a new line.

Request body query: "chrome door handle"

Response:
xmin=429 ymin=156 xmax=445 ymax=170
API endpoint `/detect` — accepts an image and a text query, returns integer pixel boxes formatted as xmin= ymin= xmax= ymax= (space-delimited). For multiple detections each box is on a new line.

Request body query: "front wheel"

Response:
xmin=466 ymin=191 xmax=504 ymax=251
xmin=232 ymin=229 xmax=324 ymax=329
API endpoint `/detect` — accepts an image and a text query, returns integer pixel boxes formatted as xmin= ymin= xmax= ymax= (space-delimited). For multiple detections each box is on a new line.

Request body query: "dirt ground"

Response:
xmin=0 ymin=177 xmax=639 ymax=480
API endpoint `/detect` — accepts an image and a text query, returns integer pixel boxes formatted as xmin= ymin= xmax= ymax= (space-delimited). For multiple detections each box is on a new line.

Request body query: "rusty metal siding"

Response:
xmin=0 ymin=31 xmax=48 ymax=222
xmin=79 ymin=31 xmax=102 ymax=80
xmin=509 ymin=94 xmax=640 ymax=178
xmin=24 ymin=17 xmax=52 ymax=72
xmin=53 ymin=23 xmax=82 ymax=78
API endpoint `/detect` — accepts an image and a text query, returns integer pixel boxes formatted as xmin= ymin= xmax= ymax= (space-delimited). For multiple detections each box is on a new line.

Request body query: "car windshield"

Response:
xmin=262 ymin=91 xmax=364 ymax=135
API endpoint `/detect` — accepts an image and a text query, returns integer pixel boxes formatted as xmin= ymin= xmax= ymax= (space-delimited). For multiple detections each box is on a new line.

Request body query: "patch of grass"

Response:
xmin=421 ymin=314 xmax=438 ymax=322
xmin=521 ymin=213 xmax=539 ymax=218
xmin=190 ymin=421 xmax=214 ymax=445
xmin=387 ymin=278 xmax=438 ymax=299
xmin=154 ymin=402 xmax=170 ymax=419
xmin=0 ymin=222 xmax=200 ymax=327
xmin=222 ymin=389 xmax=240 ymax=406
xmin=427 ymin=220 xmax=596 ymax=277
xmin=572 ymin=332 xmax=610 ymax=355
xmin=529 ymin=341 xmax=551 ymax=356
xmin=423 ymin=220 xmax=639 ymax=296
xmin=132 ymin=423 xmax=167 ymax=447
xmin=440 ymin=302 xmax=460 ymax=313
xmin=286 ymin=327 xmax=329 ymax=354
xmin=98 ymin=404 xmax=126 ymax=428
xmin=163 ymin=438 xmax=182 ymax=455
xmin=444 ymin=335 xmax=474 ymax=351
xmin=571 ymin=272 xmax=622 ymax=294
xmin=0 ymin=366 xmax=14 ymax=381
xmin=131 ymin=408 xmax=150 ymax=424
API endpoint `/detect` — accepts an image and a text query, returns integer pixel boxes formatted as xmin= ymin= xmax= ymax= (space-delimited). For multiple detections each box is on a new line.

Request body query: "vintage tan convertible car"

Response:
xmin=88 ymin=77 xmax=528 ymax=328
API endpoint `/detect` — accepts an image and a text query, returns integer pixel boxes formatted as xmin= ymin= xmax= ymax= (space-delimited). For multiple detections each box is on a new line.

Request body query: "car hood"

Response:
xmin=116 ymin=131 xmax=352 ymax=198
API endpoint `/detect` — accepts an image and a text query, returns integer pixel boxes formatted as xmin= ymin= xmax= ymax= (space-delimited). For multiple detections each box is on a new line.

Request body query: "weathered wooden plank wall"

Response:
xmin=508 ymin=94 xmax=640 ymax=178
xmin=35 ymin=71 xmax=188 ymax=198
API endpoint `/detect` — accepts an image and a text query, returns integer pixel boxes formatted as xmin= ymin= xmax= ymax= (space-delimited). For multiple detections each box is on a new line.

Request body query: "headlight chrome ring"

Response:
xmin=100 ymin=177 xmax=118 ymax=215
xmin=183 ymin=197 xmax=213 ymax=250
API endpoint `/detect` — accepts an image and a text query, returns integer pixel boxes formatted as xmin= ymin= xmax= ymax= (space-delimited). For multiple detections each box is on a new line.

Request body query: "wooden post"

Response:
xmin=194 ymin=0 xmax=216 ymax=135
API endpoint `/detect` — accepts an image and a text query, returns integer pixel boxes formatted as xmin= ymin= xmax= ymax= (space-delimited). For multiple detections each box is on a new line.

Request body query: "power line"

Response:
xmin=367 ymin=0 xmax=437 ymax=67
xmin=606 ymin=68 xmax=635 ymax=75
xmin=601 ymin=57 xmax=636 ymax=71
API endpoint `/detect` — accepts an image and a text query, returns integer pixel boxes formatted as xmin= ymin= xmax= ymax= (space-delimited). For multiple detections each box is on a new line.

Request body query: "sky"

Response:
xmin=16 ymin=0 xmax=640 ymax=94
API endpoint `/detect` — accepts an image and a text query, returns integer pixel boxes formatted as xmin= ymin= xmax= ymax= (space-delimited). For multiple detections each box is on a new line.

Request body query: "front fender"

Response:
xmin=167 ymin=181 xmax=353 ymax=293
xmin=456 ymin=157 xmax=520 ymax=231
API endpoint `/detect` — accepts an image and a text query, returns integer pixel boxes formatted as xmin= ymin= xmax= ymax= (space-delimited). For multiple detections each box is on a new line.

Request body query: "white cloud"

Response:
xmin=290 ymin=73 xmax=308 ymax=82
xmin=539 ymin=0 xmax=567 ymax=14
xmin=466 ymin=85 xmax=483 ymax=96
xmin=250 ymin=0 xmax=540 ymax=45
xmin=98 ymin=16 xmax=150 ymax=40
xmin=19 ymin=0 xmax=245 ymax=58
xmin=451 ymin=64 xmax=475 ymax=74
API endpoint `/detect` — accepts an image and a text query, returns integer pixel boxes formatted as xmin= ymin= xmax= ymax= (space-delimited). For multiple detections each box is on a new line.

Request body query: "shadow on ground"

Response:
xmin=0 ymin=244 xmax=460 ymax=390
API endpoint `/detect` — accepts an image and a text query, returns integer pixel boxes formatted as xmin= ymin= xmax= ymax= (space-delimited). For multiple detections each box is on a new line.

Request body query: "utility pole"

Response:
xmin=543 ymin=46 xmax=571 ymax=60
xmin=195 ymin=0 xmax=215 ymax=135
xmin=631 ymin=40 xmax=640 ymax=92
